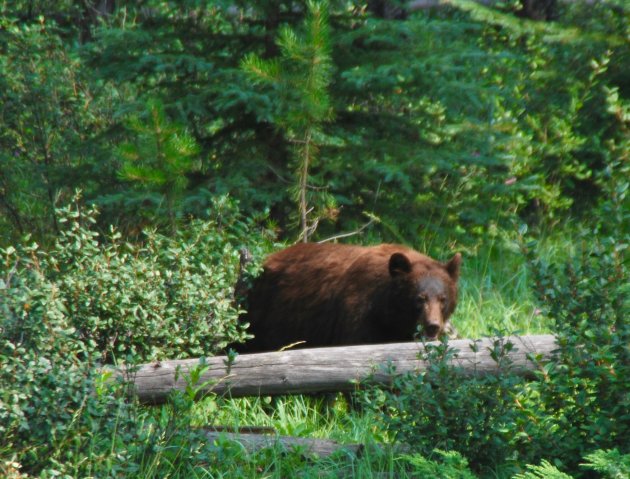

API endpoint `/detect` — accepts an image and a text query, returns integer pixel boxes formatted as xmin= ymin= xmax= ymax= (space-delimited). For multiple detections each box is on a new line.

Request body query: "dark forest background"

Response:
xmin=1 ymin=0 xmax=627 ymax=251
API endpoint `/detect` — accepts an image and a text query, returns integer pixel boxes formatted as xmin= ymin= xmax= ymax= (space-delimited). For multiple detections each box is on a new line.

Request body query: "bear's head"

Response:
xmin=388 ymin=251 xmax=461 ymax=340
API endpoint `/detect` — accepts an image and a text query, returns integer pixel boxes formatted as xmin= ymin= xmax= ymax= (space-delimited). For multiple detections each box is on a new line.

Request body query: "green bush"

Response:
xmin=580 ymin=449 xmax=630 ymax=479
xmin=512 ymin=460 xmax=574 ymax=479
xmin=361 ymin=334 xmax=528 ymax=473
xmin=2 ymin=194 xmax=270 ymax=364
xmin=513 ymin=449 xmax=630 ymax=479
xmin=522 ymin=231 xmax=629 ymax=468
xmin=0 ymin=194 xmax=272 ymax=475
xmin=398 ymin=449 xmax=477 ymax=478
xmin=0 ymin=293 xmax=132 ymax=476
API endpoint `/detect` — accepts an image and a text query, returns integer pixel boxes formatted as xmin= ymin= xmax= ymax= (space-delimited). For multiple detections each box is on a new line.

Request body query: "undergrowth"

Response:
xmin=361 ymin=209 xmax=628 ymax=477
xmin=1 ymin=198 xmax=627 ymax=478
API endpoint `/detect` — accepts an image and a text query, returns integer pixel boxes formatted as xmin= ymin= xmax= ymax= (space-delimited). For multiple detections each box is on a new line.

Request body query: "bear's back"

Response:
xmin=264 ymin=242 xmax=434 ymax=279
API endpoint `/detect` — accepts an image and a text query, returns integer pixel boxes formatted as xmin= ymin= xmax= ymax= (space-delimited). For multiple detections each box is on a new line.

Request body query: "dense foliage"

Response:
xmin=0 ymin=196 xmax=273 ymax=474
xmin=1 ymin=195 xmax=270 ymax=364
xmin=0 ymin=0 xmax=628 ymax=477
xmin=1 ymin=0 xmax=627 ymax=248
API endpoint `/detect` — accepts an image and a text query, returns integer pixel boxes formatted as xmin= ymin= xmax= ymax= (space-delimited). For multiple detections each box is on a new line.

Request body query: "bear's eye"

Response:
xmin=438 ymin=295 xmax=446 ymax=303
xmin=415 ymin=295 xmax=427 ymax=308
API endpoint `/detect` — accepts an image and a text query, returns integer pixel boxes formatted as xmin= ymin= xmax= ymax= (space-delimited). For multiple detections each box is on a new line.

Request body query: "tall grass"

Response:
xmin=454 ymin=232 xmax=574 ymax=338
xmin=456 ymin=247 xmax=544 ymax=338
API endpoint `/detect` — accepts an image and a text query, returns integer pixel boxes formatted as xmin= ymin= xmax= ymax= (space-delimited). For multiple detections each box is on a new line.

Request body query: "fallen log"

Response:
xmin=201 ymin=428 xmax=363 ymax=458
xmin=115 ymin=334 xmax=556 ymax=404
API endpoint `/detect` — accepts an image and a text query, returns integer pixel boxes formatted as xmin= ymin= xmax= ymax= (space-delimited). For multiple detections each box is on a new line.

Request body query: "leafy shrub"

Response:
xmin=0 ymin=194 xmax=272 ymax=474
xmin=581 ymin=449 xmax=630 ymax=479
xmin=398 ymin=449 xmax=477 ymax=478
xmin=513 ymin=449 xmax=630 ymax=479
xmin=0 ymin=317 xmax=132 ymax=475
xmin=361 ymin=335 xmax=528 ymax=472
xmin=521 ymin=229 xmax=629 ymax=469
xmin=513 ymin=460 xmax=574 ymax=479
xmin=1 ymin=194 xmax=271 ymax=364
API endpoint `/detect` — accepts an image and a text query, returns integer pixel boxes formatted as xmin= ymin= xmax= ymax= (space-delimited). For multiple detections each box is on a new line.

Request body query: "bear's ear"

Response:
xmin=389 ymin=253 xmax=412 ymax=277
xmin=445 ymin=253 xmax=462 ymax=281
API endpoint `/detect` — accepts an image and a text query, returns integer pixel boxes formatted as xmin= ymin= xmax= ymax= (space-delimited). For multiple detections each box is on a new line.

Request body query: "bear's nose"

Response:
xmin=425 ymin=324 xmax=440 ymax=339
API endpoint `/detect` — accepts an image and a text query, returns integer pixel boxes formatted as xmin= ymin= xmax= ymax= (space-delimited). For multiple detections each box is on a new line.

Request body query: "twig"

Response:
xmin=317 ymin=216 xmax=378 ymax=244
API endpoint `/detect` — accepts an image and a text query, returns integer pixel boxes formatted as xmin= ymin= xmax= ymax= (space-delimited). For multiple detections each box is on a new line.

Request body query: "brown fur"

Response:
xmin=238 ymin=243 xmax=461 ymax=352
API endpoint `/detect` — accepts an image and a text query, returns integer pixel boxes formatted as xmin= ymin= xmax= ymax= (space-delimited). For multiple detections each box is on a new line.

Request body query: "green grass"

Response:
xmin=150 ymin=393 xmax=473 ymax=478
xmin=456 ymin=245 xmax=547 ymax=339
xmin=453 ymin=232 xmax=573 ymax=339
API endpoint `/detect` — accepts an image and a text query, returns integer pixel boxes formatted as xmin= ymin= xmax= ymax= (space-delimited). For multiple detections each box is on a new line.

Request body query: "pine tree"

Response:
xmin=241 ymin=1 xmax=333 ymax=242
xmin=118 ymin=98 xmax=200 ymax=233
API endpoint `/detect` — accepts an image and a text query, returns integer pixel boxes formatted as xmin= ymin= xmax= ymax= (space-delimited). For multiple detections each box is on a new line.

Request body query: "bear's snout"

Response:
xmin=424 ymin=322 xmax=441 ymax=340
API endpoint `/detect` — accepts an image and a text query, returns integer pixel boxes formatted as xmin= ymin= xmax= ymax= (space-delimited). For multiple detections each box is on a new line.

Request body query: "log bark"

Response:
xmin=116 ymin=334 xmax=556 ymax=404
xmin=201 ymin=428 xmax=363 ymax=458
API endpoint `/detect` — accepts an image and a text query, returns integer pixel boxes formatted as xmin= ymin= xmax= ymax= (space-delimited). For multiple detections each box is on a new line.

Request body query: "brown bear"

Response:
xmin=237 ymin=243 xmax=461 ymax=353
